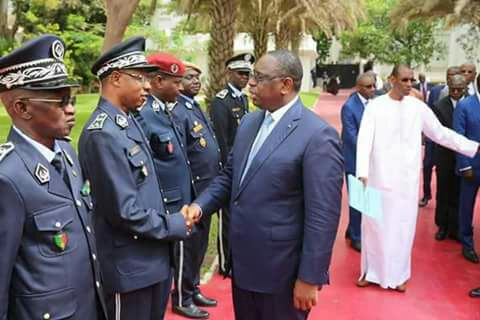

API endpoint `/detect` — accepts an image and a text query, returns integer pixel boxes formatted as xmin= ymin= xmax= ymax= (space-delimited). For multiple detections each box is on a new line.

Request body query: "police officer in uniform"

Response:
xmin=0 ymin=35 xmax=107 ymax=320
xmin=210 ymin=52 xmax=255 ymax=276
xmin=172 ymin=62 xmax=221 ymax=308
xmin=79 ymin=37 xmax=192 ymax=320
xmin=134 ymin=53 xmax=208 ymax=319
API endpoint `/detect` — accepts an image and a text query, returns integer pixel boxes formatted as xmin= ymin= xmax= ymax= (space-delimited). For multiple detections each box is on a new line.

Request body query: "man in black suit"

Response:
xmin=432 ymin=74 xmax=467 ymax=240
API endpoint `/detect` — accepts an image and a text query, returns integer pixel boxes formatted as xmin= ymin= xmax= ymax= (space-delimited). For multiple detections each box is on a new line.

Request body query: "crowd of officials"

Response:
xmin=341 ymin=63 xmax=480 ymax=297
xmin=0 ymin=32 xmax=345 ymax=320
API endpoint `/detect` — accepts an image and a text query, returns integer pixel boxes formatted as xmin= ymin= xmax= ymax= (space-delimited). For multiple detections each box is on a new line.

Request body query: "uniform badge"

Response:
xmin=167 ymin=102 xmax=177 ymax=111
xmin=62 ymin=149 xmax=74 ymax=167
xmin=152 ymin=100 xmax=161 ymax=112
xmin=115 ymin=115 xmax=128 ymax=129
xmin=0 ymin=142 xmax=14 ymax=162
xmin=35 ymin=163 xmax=50 ymax=184
xmin=167 ymin=141 xmax=174 ymax=154
xmin=232 ymin=107 xmax=241 ymax=112
xmin=128 ymin=144 xmax=141 ymax=156
xmin=87 ymin=113 xmax=108 ymax=131
xmin=216 ymin=89 xmax=228 ymax=99
xmin=81 ymin=180 xmax=91 ymax=196
xmin=193 ymin=123 xmax=204 ymax=133
xmin=141 ymin=165 xmax=149 ymax=177
xmin=185 ymin=102 xmax=193 ymax=110
xmin=199 ymin=137 xmax=207 ymax=148
xmin=171 ymin=63 xmax=179 ymax=74
xmin=53 ymin=231 xmax=68 ymax=251
xmin=72 ymin=170 xmax=77 ymax=177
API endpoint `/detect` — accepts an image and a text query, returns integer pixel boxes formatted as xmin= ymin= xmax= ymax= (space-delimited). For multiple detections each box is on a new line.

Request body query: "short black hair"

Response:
xmin=390 ymin=64 xmax=411 ymax=77
xmin=267 ymin=49 xmax=303 ymax=92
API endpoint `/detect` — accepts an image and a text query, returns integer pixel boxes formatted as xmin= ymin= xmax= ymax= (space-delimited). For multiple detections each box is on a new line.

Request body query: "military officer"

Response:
xmin=210 ymin=52 xmax=255 ymax=276
xmin=134 ymin=53 xmax=208 ymax=319
xmin=172 ymin=62 xmax=221 ymax=309
xmin=0 ymin=35 xmax=107 ymax=319
xmin=79 ymin=37 xmax=192 ymax=320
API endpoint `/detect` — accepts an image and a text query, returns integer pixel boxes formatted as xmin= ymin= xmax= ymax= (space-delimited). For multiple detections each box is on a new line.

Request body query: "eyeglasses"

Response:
xmin=235 ymin=71 xmax=251 ymax=77
xmin=450 ymin=87 xmax=465 ymax=92
xmin=20 ymin=96 xmax=76 ymax=108
xmin=250 ymin=71 xmax=283 ymax=83
xmin=400 ymin=78 xmax=416 ymax=83
xmin=360 ymin=84 xmax=375 ymax=89
xmin=118 ymin=71 xmax=150 ymax=84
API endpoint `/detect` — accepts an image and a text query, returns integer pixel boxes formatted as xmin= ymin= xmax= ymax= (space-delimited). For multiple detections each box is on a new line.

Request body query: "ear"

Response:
xmin=109 ymin=71 xmax=122 ymax=88
xmin=13 ymin=100 xmax=32 ymax=120
xmin=280 ymin=77 xmax=294 ymax=95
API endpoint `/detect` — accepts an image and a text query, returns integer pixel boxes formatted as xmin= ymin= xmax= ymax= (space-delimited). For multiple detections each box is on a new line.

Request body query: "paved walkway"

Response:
xmin=165 ymin=90 xmax=480 ymax=319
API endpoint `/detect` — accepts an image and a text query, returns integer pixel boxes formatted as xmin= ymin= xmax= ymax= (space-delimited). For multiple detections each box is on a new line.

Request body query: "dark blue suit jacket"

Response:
xmin=453 ymin=95 xmax=480 ymax=175
xmin=340 ymin=93 xmax=365 ymax=174
xmin=0 ymin=129 xmax=106 ymax=320
xmin=428 ymin=84 xmax=446 ymax=109
xmin=79 ymin=98 xmax=187 ymax=294
xmin=195 ymin=99 xmax=343 ymax=293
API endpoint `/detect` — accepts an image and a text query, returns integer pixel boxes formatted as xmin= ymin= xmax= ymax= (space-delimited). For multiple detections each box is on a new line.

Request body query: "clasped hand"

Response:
xmin=180 ymin=204 xmax=203 ymax=233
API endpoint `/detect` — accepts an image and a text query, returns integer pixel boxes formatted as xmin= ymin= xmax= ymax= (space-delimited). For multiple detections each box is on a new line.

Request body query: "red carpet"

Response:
xmin=166 ymin=90 xmax=480 ymax=319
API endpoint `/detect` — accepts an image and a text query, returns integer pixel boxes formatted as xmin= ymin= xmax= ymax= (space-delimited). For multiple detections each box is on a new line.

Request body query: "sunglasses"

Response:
xmin=118 ymin=71 xmax=150 ymax=84
xmin=20 ymin=96 xmax=77 ymax=108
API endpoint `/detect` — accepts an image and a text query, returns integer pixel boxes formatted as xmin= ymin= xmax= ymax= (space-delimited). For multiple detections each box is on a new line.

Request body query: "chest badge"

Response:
xmin=199 ymin=137 xmax=207 ymax=148
xmin=81 ymin=180 xmax=91 ymax=196
xmin=167 ymin=141 xmax=174 ymax=154
xmin=53 ymin=231 xmax=69 ymax=251
xmin=141 ymin=165 xmax=149 ymax=177
xmin=193 ymin=121 xmax=204 ymax=133
xmin=35 ymin=163 xmax=50 ymax=184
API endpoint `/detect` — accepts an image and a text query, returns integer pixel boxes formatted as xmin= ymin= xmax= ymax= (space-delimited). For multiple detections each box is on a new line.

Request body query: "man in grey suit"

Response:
xmin=188 ymin=50 xmax=343 ymax=320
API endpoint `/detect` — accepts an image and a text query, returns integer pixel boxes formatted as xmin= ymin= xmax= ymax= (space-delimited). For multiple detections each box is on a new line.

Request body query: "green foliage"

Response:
xmin=10 ymin=0 xmax=106 ymax=91
xmin=312 ymin=32 xmax=332 ymax=64
xmin=340 ymin=0 xmax=444 ymax=68
xmin=456 ymin=25 xmax=480 ymax=64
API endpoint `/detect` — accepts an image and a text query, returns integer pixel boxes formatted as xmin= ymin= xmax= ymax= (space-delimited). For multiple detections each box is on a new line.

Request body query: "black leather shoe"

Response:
xmin=463 ymin=247 xmax=480 ymax=264
xmin=418 ymin=197 xmax=430 ymax=207
xmin=435 ymin=227 xmax=448 ymax=241
xmin=193 ymin=293 xmax=217 ymax=307
xmin=469 ymin=287 xmax=480 ymax=298
xmin=172 ymin=304 xmax=209 ymax=319
xmin=351 ymin=240 xmax=361 ymax=252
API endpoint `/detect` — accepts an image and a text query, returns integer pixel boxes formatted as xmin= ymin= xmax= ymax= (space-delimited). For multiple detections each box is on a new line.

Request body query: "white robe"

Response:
xmin=356 ymin=94 xmax=478 ymax=289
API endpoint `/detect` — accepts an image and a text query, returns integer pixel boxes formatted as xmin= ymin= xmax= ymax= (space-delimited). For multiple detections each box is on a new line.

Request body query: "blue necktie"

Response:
xmin=240 ymin=114 xmax=274 ymax=184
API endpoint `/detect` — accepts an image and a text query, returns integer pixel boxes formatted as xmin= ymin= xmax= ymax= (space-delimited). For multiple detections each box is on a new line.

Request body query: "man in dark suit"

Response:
xmin=432 ymin=74 xmax=466 ymax=241
xmin=188 ymin=49 xmax=343 ymax=320
xmin=428 ymin=66 xmax=461 ymax=106
xmin=0 ymin=35 xmax=107 ymax=320
xmin=341 ymin=72 xmax=375 ymax=252
xmin=210 ymin=52 xmax=255 ymax=276
xmin=453 ymin=73 xmax=480 ymax=265
xmin=79 ymin=37 xmax=191 ymax=320
xmin=172 ymin=62 xmax=222 ymax=311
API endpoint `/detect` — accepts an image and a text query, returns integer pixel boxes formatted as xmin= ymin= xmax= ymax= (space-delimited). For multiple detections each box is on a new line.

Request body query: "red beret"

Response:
xmin=147 ymin=52 xmax=185 ymax=77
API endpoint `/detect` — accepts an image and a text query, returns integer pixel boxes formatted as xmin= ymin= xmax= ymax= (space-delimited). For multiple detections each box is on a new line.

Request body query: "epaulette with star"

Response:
xmin=87 ymin=113 xmax=108 ymax=130
xmin=216 ymin=89 xmax=228 ymax=99
xmin=0 ymin=142 xmax=14 ymax=162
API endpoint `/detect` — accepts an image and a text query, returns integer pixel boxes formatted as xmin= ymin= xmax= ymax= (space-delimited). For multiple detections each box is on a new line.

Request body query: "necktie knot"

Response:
xmin=51 ymin=152 xmax=64 ymax=174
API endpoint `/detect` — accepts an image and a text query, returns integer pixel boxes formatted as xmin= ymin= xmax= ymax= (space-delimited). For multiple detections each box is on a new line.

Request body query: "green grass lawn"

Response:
xmin=0 ymin=90 xmax=319 ymax=275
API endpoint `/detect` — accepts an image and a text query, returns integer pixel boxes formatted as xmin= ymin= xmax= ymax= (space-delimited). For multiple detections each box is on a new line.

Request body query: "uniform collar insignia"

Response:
xmin=152 ymin=100 xmax=161 ymax=112
xmin=115 ymin=114 xmax=128 ymax=129
xmin=0 ymin=142 xmax=14 ymax=162
xmin=87 ymin=112 xmax=108 ymax=130
xmin=185 ymin=101 xmax=193 ymax=109
xmin=62 ymin=149 xmax=74 ymax=167
xmin=35 ymin=163 xmax=49 ymax=184
xmin=167 ymin=101 xmax=177 ymax=111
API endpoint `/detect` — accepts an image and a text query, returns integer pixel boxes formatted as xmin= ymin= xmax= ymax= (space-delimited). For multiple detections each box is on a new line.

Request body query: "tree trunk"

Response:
xmin=252 ymin=28 xmax=268 ymax=59
xmin=149 ymin=0 xmax=158 ymax=15
xmin=274 ymin=27 xmax=289 ymax=49
xmin=205 ymin=0 xmax=237 ymax=109
xmin=102 ymin=0 xmax=140 ymax=53
xmin=290 ymin=33 xmax=302 ymax=55
xmin=0 ymin=0 xmax=10 ymax=38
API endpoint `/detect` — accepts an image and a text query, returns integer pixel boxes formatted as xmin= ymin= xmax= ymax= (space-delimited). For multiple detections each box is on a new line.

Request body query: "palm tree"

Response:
xmin=176 ymin=0 xmax=237 ymax=106
xmin=392 ymin=0 xmax=480 ymax=27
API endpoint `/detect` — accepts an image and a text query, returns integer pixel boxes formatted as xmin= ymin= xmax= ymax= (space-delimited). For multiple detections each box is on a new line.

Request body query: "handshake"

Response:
xmin=180 ymin=203 xmax=203 ymax=233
